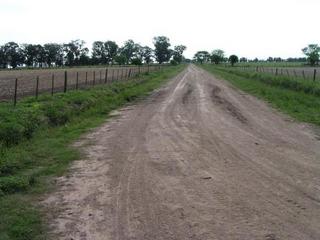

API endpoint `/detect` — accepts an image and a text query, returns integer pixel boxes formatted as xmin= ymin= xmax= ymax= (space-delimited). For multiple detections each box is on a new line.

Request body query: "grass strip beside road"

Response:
xmin=0 ymin=64 xmax=186 ymax=240
xmin=200 ymin=64 xmax=320 ymax=126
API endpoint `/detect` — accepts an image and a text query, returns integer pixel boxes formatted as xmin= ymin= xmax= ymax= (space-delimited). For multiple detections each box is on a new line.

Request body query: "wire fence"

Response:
xmin=0 ymin=65 xmax=164 ymax=106
xmin=237 ymin=66 xmax=320 ymax=81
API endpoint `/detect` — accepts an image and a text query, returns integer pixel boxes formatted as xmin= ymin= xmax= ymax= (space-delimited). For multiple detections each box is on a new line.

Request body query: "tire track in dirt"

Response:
xmin=44 ymin=65 xmax=320 ymax=240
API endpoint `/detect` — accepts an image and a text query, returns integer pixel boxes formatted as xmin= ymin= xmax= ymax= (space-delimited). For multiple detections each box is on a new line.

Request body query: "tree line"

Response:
xmin=193 ymin=50 xmax=239 ymax=66
xmin=0 ymin=36 xmax=186 ymax=69
xmin=193 ymin=44 xmax=320 ymax=66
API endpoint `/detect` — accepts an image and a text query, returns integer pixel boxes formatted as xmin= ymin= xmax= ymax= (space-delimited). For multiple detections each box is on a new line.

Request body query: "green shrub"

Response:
xmin=0 ymin=122 xmax=24 ymax=147
xmin=0 ymin=176 xmax=30 ymax=194
xmin=0 ymin=159 xmax=21 ymax=176
xmin=170 ymin=60 xmax=178 ymax=65
xmin=44 ymin=103 xmax=70 ymax=126
xmin=20 ymin=112 xmax=41 ymax=139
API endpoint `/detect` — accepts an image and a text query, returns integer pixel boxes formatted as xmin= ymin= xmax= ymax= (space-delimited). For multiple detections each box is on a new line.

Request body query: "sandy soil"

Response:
xmin=44 ymin=65 xmax=320 ymax=240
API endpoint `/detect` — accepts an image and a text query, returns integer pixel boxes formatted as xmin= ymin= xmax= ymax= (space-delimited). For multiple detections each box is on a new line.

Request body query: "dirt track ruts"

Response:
xmin=45 ymin=65 xmax=320 ymax=240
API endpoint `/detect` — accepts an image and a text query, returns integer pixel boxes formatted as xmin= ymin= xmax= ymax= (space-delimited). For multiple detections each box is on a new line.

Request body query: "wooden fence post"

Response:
xmin=64 ymin=71 xmax=67 ymax=93
xmin=85 ymin=71 xmax=88 ymax=85
xmin=105 ymin=68 xmax=108 ymax=83
xmin=100 ymin=70 xmax=102 ymax=84
xmin=313 ymin=69 xmax=317 ymax=81
xmin=35 ymin=76 xmax=39 ymax=99
xmin=13 ymin=78 xmax=18 ymax=106
xmin=93 ymin=71 xmax=96 ymax=85
xmin=51 ymin=73 xmax=55 ymax=95
xmin=112 ymin=69 xmax=115 ymax=82
xmin=275 ymin=68 xmax=278 ymax=76
xmin=302 ymin=70 xmax=305 ymax=79
xmin=128 ymin=69 xmax=132 ymax=79
xmin=76 ymin=72 xmax=79 ymax=90
xmin=286 ymin=69 xmax=290 ymax=76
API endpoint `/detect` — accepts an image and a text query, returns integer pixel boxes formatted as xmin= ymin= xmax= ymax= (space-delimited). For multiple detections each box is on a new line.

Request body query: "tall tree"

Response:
xmin=194 ymin=51 xmax=210 ymax=64
xmin=0 ymin=46 xmax=5 ymax=68
xmin=22 ymin=44 xmax=37 ymax=67
xmin=3 ymin=42 xmax=24 ymax=68
xmin=34 ymin=44 xmax=46 ymax=67
xmin=79 ymin=47 xmax=90 ymax=65
xmin=141 ymin=46 xmax=153 ymax=64
xmin=173 ymin=45 xmax=187 ymax=64
xmin=131 ymin=44 xmax=143 ymax=65
xmin=120 ymin=40 xmax=138 ymax=64
xmin=240 ymin=57 xmax=248 ymax=62
xmin=267 ymin=57 xmax=274 ymax=62
xmin=210 ymin=49 xmax=225 ymax=64
xmin=92 ymin=41 xmax=106 ymax=64
xmin=64 ymin=39 xmax=88 ymax=66
xmin=44 ymin=43 xmax=64 ymax=67
xmin=153 ymin=36 xmax=171 ymax=64
xmin=114 ymin=54 xmax=127 ymax=65
xmin=104 ymin=41 xmax=118 ymax=64
xmin=229 ymin=55 xmax=239 ymax=66
xmin=302 ymin=44 xmax=320 ymax=66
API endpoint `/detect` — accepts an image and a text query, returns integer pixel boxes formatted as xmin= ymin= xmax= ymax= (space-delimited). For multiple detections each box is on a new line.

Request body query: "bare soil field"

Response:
xmin=0 ymin=66 xmax=154 ymax=101
xmin=45 ymin=65 xmax=320 ymax=240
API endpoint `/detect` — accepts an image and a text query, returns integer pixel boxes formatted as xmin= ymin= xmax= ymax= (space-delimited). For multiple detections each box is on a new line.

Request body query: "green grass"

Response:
xmin=235 ymin=62 xmax=308 ymax=68
xmin=210 ymin=66 xmax=320 ymax=96
xmin=0 ymin=64 xmax=186 ymax=240
xmin=200 ymin=64 xmax=320 ymax=126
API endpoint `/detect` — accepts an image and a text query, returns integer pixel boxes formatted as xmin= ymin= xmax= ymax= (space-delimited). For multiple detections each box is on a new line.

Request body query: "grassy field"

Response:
xmin=235 ymin=61 xmax=308 ymax=67
xmin=200 ymin=64 xmax=320 ymax=126
xmin=0 ymin=64 xmax=185 ymax=240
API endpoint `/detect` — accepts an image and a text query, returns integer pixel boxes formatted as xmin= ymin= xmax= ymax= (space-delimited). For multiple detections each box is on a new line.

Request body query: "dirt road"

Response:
xmin=45 ymin=65 xmax=320 ymax=240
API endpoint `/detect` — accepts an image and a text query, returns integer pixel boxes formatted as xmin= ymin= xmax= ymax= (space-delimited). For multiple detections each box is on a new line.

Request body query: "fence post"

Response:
xmin=147 ymin=65 xmax=150 ymax=74
xmin=112 ymin=69 xmax=115 ymax=82
xmin=93 ymin=71 xmax=96 ymax=85
xmin=76 ymin=72 xmax=79 ymax=90
xmin=35 ymin=76 xmax=39 ymax=99
xmin=302 ymin=70 xmax=306 ymax=79
xmin=293 ymin=70 xmax=297 ymax=77
xmin=105 ymin=68 xmax=108 ymax=83
xmin=313 ymin=69 xmax=317 ymax=81
xmin=64 ymin=71 xmax=67 ymax=93
xmin=85 ymin=71 xmax=88 ymax=85
xmin=100 ymin=70 xmax=102 ymax=84
xmin=128 ymin=69 xmax=132 ymax=79
xmin=275 ymin=68 xmax=278 ymax=76
xmin=13 ymin=78 xmax=18 ymax=106
xmin=286 ymin=69 xmax=290 ymax=76
xmin=51 ymin=73 xmax=54 ymax=95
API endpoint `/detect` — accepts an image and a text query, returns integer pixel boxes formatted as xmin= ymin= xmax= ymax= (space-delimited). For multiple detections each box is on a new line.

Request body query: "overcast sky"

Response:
xmin=0 ymin=0 xmax=319 ymax=59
